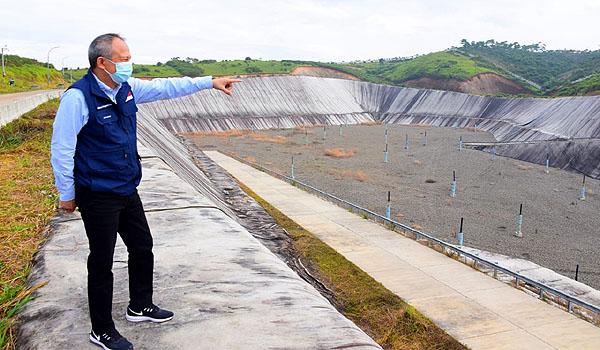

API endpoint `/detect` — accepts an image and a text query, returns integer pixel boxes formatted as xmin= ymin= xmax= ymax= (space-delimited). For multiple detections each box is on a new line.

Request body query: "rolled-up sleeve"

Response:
xmin=129 ymin=76 xmax=213 ymax=104
xmin=50 ymin=89 xmax=88 ymax=201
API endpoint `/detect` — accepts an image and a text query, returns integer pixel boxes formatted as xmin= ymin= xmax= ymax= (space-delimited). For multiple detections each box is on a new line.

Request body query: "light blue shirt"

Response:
xmin=51 ymin=73 xmax=213 ymax=201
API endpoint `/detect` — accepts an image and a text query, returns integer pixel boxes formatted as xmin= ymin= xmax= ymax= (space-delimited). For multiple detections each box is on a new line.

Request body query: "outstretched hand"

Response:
xmin=212 ymin=77 xmax=242 ymax=96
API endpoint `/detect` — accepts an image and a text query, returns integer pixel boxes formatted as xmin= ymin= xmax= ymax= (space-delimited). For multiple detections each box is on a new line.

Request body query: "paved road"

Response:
xmin=206 ymin=150 xmax=600 ymax=350
xmin=0 ymin=89 xmax=63 ymax=106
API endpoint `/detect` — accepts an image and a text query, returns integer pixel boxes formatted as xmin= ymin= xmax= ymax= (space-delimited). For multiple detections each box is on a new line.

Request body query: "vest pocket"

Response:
xmin=87 ymin=148 xmax=129 ymax=171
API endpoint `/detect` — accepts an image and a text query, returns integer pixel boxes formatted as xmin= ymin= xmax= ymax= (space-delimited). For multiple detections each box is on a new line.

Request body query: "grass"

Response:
xmin=324 ymin=148 xmax=358 ymax=158
xmin=0 ymin=65 xmax=67 ymax=94
xmin=237 ymin=182 xmax=466 ymax=349
xmin=0 ymin=99 xmax=59 ymax=350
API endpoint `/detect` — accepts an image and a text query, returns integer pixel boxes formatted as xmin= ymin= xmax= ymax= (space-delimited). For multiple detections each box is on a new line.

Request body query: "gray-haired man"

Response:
xmin=51 ymin=33 xmax=240 ymax=350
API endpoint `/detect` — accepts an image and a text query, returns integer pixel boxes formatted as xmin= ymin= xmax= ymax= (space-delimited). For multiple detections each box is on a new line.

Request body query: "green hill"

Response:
xmin=60 ymin=40 xmax=600 ymax=97
xmin=458 ymin=39 xmax=600 ymax=94
xmin=554 ymin=75 xmax=600 ymax=96
xmin=1 ymin=55 xmax=67 ymax=94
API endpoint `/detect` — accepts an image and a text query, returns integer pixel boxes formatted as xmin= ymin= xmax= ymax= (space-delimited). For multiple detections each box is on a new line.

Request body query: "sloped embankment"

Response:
xmin=403 ymin=72 xmax=530 ymax=95
xmin=138 ymin=75 xmax=600 ymax=177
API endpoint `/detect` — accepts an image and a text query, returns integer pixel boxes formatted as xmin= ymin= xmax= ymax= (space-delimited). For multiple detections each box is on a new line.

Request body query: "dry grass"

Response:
xmin=413 ymin=160 xmax=422 ymax=165
xmin=0 ymin=100 xmax=59 ymax=350
xmin=360 ymin=121 xmax=382 ymax=126
xmin=396 ymin=213 xmax=405 ymax=218
xmin=247 ymin=133 xmax=287 ymax=144
xmin=425 ymin=179 xmax=437 ymax=183
xmin=194 ymin=129 xmax=248 ymax=137
xmin=466 ymin=126 xmax=476 ymax=132
xmin=411 ymin=224 xmax=424 ymax=231
xmin=244 ymin=156 xmax=256 ymax=163
xmin=404 ymin=123 xmax=432 ymax=127
xmin=516 ymin=164 xmax=534 ymax=170
xmin=238 ymin=182 xmax=466 ymax=350
xmin=324 ymin=148 xmax=358 ymax=158
xmin=329 ymin=169 xmax=368 ymax=182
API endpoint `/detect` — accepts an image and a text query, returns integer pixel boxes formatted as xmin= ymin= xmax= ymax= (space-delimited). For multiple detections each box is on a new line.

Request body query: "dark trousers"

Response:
xmin=76 ymin=187 xmax=154 ymax=333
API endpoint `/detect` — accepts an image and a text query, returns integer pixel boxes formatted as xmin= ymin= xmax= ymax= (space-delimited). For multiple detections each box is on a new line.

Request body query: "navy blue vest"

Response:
xmin=70 ymin=70 xmax=141 ymax=195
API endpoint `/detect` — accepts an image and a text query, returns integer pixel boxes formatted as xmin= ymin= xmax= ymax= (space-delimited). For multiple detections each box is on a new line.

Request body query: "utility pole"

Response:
xmin=47 ymin=46 xmax=59 ymax=87
xmin=1 ymin=45 xmax=7 ymax=84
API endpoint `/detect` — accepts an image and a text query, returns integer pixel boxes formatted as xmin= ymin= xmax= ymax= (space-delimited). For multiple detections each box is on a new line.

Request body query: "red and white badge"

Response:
xmin=126 ymin=91 xmax=133 ymax=102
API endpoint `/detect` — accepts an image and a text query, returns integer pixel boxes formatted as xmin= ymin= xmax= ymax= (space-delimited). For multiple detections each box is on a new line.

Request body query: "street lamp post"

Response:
xmin=61 ymin=56 xmax=68 ymax=78
xmin=1 ymin=45 xmax=8 ymax=84
xmin=47 ymin=46 xmax=59 ymax=87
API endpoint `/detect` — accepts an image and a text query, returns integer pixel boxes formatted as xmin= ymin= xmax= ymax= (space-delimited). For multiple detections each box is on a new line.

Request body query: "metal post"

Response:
xmin=405 ymin=134 xmax=408 ymax=150
xmin=47 ymin=46 xmax=59 ymax=87
xmin=423 ymin=131 xmax=427 ymax=146
xmin=386 ymin=191 xmax=391 ymax=219
xmin=323 ymin=123 xmax=327 ymax=140
xmin=459 ymin=136 xmax=463 ymax=151
xmin=515 ymin=204 xmax=523 ymax=237
xmin=458 ymin=217 xmax=464 ymax=246
xmin=345 ymin=115 xmax=348 ymax=127
xmin=291 ymin=156 xmax=294 ymax=179
xmin=451 ymin=170 xmax=456 ymax=197
xmin=305 ymin=129 xmax=308 ymax=145
xmin=1 ymin=45 xmax=7 ymax=83
xmin=437 ymin=120 xmax=440 ymax=127
xmin=384 ymin=143 xmax=388 ymax=163
xmin=474 ymin=123 xmax=478 ymax=132
xmin=339 ymin=125 xmax=342 ymax=136
xmin=493 ymin=147 xmax=496 ymax=160
xmin=61 ymin=56 xmax=68 ymax=78
xmin=580 ymin=174 xmax=586 ymax=200
xmin=546 ymin=153 xmax=549 ymax=173
xmin=575 ymin=264 xmax=579 ymax=281
xmin=385 ymin=127 xmax=388 ymax=144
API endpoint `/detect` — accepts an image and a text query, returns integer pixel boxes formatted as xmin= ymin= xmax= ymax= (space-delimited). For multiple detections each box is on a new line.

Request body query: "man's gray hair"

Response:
xmin=88 ymin=33 xmax=125 ymax=68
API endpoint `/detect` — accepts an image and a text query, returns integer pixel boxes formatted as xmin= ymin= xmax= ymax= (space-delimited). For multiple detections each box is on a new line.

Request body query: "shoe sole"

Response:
xmin=125 ymin=313 xmax=173 ymax=323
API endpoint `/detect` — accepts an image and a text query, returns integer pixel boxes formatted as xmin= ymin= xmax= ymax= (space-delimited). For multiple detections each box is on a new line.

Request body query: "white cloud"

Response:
xmin=1 ymin=0 xmax=598 ymax=69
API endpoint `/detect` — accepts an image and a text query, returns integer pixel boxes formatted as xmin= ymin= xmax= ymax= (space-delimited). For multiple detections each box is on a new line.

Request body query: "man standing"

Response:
xmin=51 ymin=33 xmax=240 ymax=350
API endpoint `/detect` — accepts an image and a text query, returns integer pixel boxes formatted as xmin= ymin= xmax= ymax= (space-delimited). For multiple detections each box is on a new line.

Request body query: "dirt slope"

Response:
xmin=291 ymin=66 xmax=361 ymax=81
xmin=404 ymin=72 xmax=530 ymax=95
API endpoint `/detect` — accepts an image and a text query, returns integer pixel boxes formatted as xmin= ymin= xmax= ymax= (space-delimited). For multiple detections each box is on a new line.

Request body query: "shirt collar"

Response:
xmin=91 ymin=72 xmax=121 ymax=101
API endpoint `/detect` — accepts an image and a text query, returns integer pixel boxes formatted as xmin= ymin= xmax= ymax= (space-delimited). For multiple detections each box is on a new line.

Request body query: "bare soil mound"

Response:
xmin=291 ymin=66 xmax=360 ymax=81
xmin=404 ymin=73 xmax=530 ymax=95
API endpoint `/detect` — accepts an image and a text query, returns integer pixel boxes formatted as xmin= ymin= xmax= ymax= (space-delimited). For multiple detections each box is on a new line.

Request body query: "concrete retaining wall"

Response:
xmin=0 ymin=90 xmax=64 ymax=127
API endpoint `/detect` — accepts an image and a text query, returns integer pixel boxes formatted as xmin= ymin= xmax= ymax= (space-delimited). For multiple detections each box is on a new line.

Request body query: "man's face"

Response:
xmin=97 ymin=38 xmax=131 ymax=74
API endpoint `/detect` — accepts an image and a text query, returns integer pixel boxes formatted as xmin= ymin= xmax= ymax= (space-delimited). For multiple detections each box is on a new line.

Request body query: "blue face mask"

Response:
xmin=103 ymin=58 xmax=133 ymax=84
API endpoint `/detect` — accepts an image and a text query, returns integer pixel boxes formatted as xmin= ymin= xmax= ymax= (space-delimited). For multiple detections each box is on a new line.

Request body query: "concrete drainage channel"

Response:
xmin=219 ymin=149 xmax=600 ymax=325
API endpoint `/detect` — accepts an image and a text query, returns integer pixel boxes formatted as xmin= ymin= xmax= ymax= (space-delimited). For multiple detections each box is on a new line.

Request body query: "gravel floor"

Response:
xmin=186 ymin=124 xmax=600 ymax=290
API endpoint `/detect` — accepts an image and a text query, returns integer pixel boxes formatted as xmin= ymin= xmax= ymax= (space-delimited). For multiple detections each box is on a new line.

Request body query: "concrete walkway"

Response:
xmin=17 ymin=144 xmax=381 ymax=349
xmin=205 ymin=150 xmax=600 ymax=350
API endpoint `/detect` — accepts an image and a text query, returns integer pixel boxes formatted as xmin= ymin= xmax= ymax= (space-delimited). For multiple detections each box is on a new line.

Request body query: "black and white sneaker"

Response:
xmin=126 ymin=304 xmax=174 ymax=323
xmin=89 ymin=329 xmax=133 ymax=350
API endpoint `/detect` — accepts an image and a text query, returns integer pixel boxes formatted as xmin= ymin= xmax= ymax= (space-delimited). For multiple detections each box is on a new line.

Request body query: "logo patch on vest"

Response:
xmin=126 ymin=92 xmax=133 ymax=102
xmin=103 ymin=115 xmax=112 ymax=120
xmin=97 ymin=104 xmax=111 ymax=110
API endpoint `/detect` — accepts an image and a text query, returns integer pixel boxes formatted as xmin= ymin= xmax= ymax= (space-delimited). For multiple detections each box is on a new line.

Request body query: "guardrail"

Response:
xmin=220 ymin=150 xmax=600 ymax=319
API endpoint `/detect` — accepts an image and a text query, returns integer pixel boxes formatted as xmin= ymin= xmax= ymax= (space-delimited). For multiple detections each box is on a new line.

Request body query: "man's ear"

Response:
xmin=96 ymin=56 xmax=107 ymax=70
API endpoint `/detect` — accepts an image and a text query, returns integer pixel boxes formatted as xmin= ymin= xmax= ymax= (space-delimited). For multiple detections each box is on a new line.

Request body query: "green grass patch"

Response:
xmin=237 ymin=182 xmax=466 ymax=350
xmin=554 ymin=75 xmax=600 ymax=96
xmin=0 ymin=65 xmax=66 ymax=94
xmin=0 ymin=99 xmax=58 ymax=350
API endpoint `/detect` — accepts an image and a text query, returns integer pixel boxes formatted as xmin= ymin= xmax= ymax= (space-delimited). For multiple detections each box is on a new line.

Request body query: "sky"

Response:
xmin=1 ymin=0 xmax=599 ymax=69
